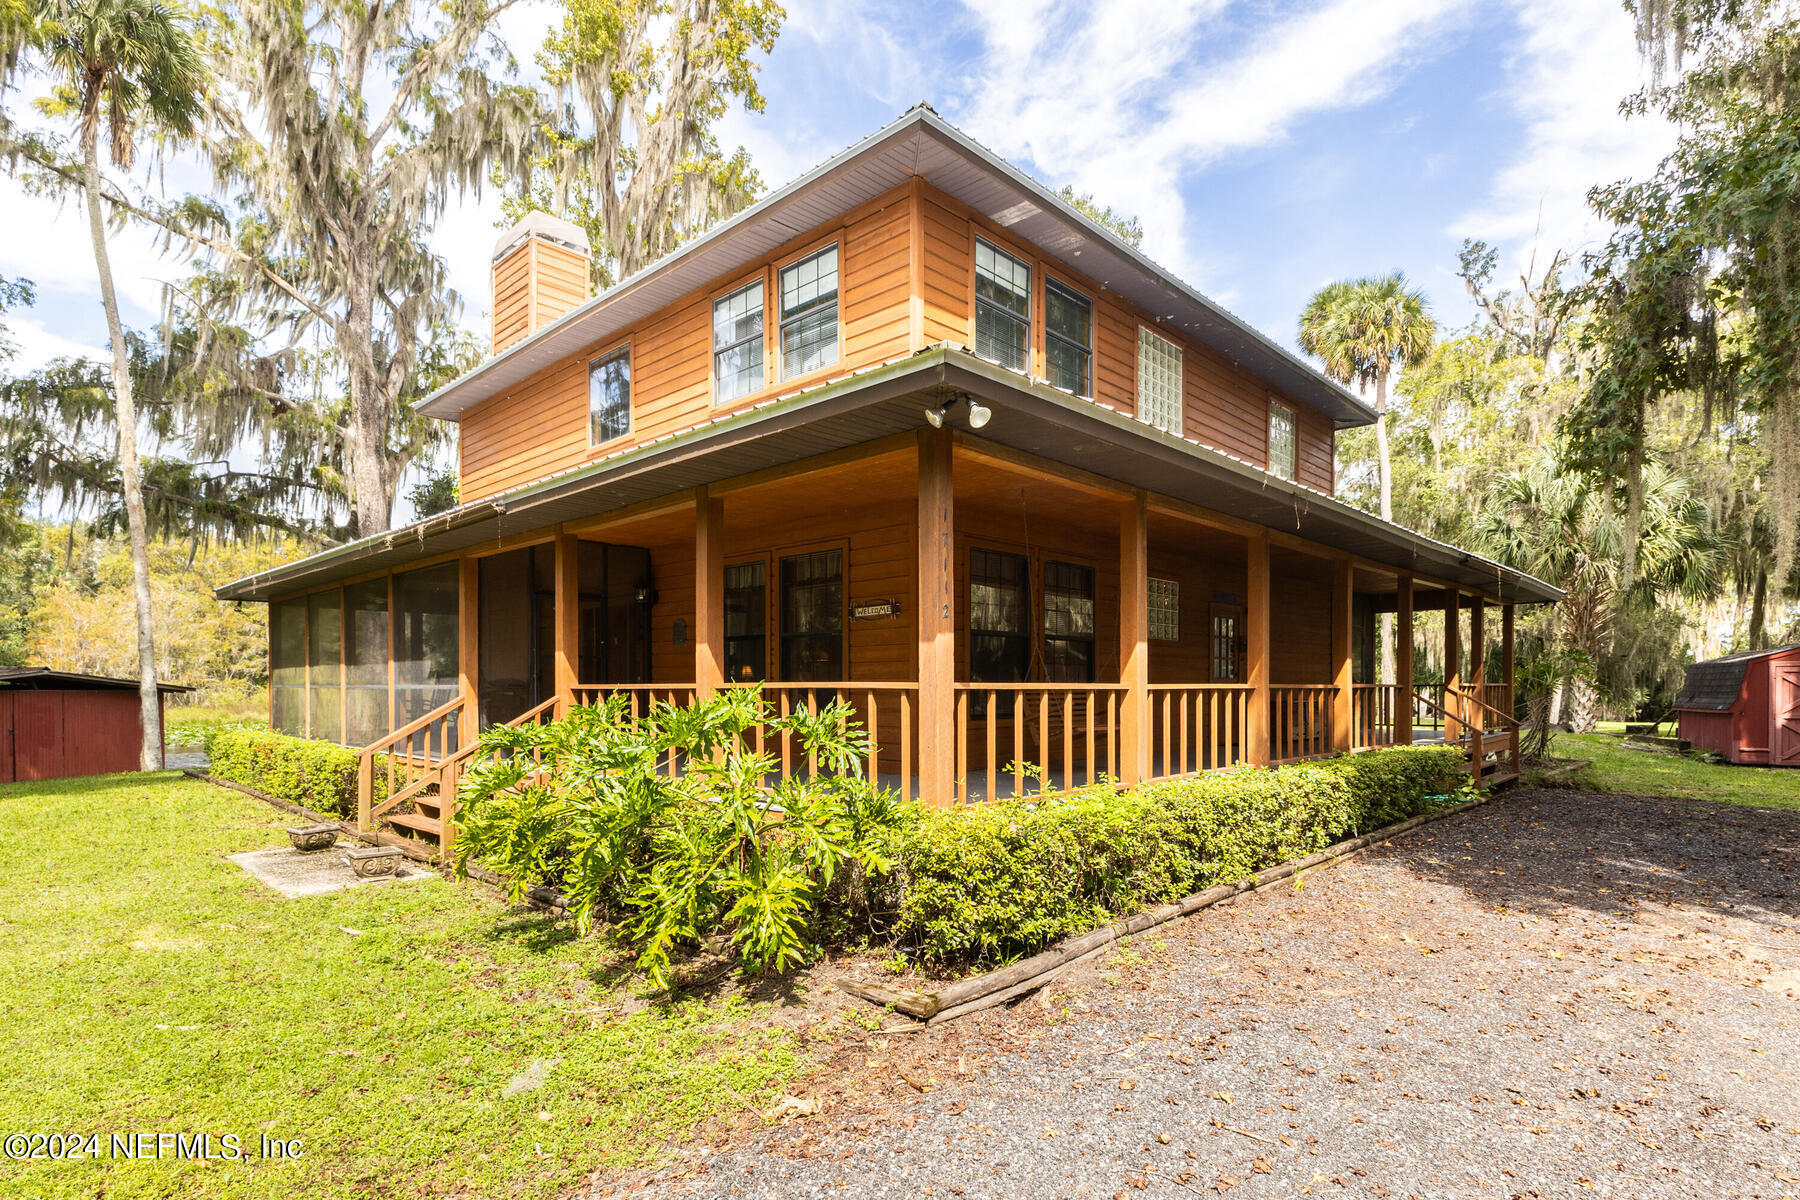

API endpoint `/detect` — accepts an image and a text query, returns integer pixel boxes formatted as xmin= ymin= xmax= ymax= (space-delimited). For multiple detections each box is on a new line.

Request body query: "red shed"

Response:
xmin=0 ymin=668 xmax=192 ymax=783
xmin=1674 ymin=644 xmax=1800 ymax=766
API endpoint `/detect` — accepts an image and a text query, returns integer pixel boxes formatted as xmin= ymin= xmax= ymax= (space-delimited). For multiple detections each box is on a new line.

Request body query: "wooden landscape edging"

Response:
xmin=841 ymin=790 xmax=1504 ymax=1026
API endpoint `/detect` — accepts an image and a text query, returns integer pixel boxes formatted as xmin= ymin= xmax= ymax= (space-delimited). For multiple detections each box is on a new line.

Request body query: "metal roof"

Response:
xmin=418 ymin=105 xmax=1377 ymax=430
xmin=0 ymin=667 xmax=193 ymax=693
xmin=220 ymin=348 xmax=1558 ymax=606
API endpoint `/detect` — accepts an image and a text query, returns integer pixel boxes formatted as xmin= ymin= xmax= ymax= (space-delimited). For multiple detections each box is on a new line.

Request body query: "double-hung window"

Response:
xmin=1044 ymin=279 xmax=1092 ymax=395
xmin=713 ymin=280 xmax=764 ymax=403
xmin=1042 ymin=560 xmax=1096 ymax=682
xmin=724 ymin=560 xmax=767 ymax=683
xmin=974 ymin=238 xmax=1031 ymax=371
xmin=588 ymin=347 xmax=630 ymax=444
xmin=1268 ymin=400 xmax=1298 ymax=480
xmin=1137 ymin=327 xmax=1182 ymax=435
xmin=779 ymin=245 xmax=839 ymax=379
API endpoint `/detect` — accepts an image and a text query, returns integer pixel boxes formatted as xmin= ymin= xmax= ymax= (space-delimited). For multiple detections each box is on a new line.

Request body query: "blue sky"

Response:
xmin=0 ymin=0 xmax=1671 ymax=493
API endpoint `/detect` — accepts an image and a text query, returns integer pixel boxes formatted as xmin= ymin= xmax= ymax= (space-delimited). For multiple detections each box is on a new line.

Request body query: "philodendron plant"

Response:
xmin=453 ymin=687 xmax=904 ymax=990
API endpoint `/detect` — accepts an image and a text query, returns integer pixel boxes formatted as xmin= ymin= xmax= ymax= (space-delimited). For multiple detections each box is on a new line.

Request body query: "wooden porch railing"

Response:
xmin=1410 ymin=687 xmax=1521 ymax=787
xmin=953 ymin=684 xmax=1126 ymax=803
xmin=355 ymin=694 xmax=467 ymax=838
xmin=1269 ymin=685 xmax=1336 ymax=764
xmin=726 ymin=683 xmax=919 ymax=794
xmin=1351 ymin=683 xmax=1405 ymax=749
xmin=1148 ymin=684 xmax=1253 ymax=776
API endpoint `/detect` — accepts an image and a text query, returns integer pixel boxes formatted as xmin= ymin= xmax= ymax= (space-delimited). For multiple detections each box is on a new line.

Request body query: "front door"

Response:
xmin=1773 ymin=661 xmax=1800 ymax=767
xmin=1209 ymin=604 xmax=1244 ymax=683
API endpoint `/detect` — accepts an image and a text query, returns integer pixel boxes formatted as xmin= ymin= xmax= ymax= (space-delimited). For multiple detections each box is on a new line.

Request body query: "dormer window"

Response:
xmin=1045 ymin=279 xmax=1092 ymax=396
xmin=779 ymin=245 xmax=839 ymax=379
xmin=1269 ymin=399 xmax=1297 ymax=480
xmin=974 ymin=238 xmax=1030 ymax=371
xmin=713 ymin=280 xmax=765 ymax=403
xmin=588 ymin=347 xmax=630 ymax=445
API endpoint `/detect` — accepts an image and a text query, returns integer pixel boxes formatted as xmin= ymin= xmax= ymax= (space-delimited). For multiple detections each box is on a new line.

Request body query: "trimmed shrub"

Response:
xmin=882 ymin=746 xmax=1469 ymax=965
xmin=202 ymin=724 xmax=367 ymax=817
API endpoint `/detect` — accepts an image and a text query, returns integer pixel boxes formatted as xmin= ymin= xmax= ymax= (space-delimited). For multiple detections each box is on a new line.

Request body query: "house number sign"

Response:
xmin=851 ymin=599 xmax=902 ymax=621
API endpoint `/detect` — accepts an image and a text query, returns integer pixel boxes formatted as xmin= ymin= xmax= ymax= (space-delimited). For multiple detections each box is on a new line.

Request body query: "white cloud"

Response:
xmin=1455 ymin=0 xmax=1673 ymax=277
xmin=0 ymin=172 xmax=186 ymax=319
xmin=954 ymin=0 xmax=1465 ymax=285
xmin=7 ymin=316 xmax=106 ymax=372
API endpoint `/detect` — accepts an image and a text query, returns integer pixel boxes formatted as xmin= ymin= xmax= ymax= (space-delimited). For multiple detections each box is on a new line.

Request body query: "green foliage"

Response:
xmin=1056 ymin=185 xmax=1144 ymax=248
xmin=202 ymin=723 xmax=369 ymax=816
xmin=884 ymin=747 xmax=1467 ymax=965
xmin=453 ymin=688 xmax=904 ymax=990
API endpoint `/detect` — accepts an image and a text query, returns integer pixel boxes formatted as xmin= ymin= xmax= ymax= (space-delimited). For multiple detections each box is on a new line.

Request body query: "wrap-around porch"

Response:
xmin=261 ymin=429 xmax=1521 ymax=848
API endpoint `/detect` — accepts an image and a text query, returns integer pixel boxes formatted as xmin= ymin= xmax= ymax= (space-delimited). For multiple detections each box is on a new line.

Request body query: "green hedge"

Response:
xmin=202 ymin=724 xmax=368 ymax=817
xmin=883 ymin=745 xmax=1469 ymax=964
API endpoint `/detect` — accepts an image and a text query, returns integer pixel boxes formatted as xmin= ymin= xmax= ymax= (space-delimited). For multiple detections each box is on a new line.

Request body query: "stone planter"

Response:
xmin=343 ymin=845 xmax=405 ymax=879
xmin=287 ymin=823 xmax=339 ymax=852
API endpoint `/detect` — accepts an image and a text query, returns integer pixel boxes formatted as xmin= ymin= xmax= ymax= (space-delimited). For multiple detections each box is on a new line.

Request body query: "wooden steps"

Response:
xmin=384 ymin=810 xmax=444 ymax=838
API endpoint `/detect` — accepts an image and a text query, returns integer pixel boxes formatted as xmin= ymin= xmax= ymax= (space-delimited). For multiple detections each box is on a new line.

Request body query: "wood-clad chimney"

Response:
xmin=490 ymin=212 xmax=592 ymax=355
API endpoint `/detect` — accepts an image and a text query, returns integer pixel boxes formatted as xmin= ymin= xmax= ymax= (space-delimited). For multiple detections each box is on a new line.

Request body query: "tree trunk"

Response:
xmin=1566 ymin=673 xmax=1599 ymax=734
xmin=82 ymin=131 xmax=161 ymax=771
xmin=1748 ymin=568 xmax=1767 ymax=652
xmin=1374 ymin=370 xmax=1392 ymax=523
xmin=342 ymin=261 xmax=396 ymax=538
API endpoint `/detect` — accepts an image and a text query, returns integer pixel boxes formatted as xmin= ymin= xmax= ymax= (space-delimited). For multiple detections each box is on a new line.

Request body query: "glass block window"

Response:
xmin=779 ymin=549 xmax=843 ymax=682
xmin=1045 ymin=279 xmax=1092 ymax=395
xmin=724 ymin=559 xmax=767 ymax=683
xmin=974 ymin=238 xmax=1030 ymax=371
xmin=1268 ymin=400 xmax=1297 ymax=480
xmin=1148 ymin=577 xmax=1180 ymax=642
xmin=1043 ymin=560 xmax=1096 ymax=683
xmin=1137 ymin=327 xmax=1182 ymax=435
xmin=588 ymin=347 xmax=630 ymax=444
xmin=713 ymin=280 xmax=764 ymax=403
xmin=779 ymin=245 xmax=839 ymax=380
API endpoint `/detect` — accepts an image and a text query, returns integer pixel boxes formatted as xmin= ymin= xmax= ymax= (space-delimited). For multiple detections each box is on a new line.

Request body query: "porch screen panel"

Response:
xmin=343 ymin=577 xmax=390 ymax=747
xmin=394 ymin=562 xmax=459 ymax=733
xmin=270 ymin=596 xmax=306 ymax=736
xmin=725 ymin=560 xmax=767 ymax=682
xmin=974 ymin=239 xmax=1030 ymax=370
xmin=480 ymin=547 xmax=535 ymax=727
xmin=779 ymin=550 xmax=843 ymax=682
xmin=1042 ymin=560 xmax=1096 ymax=682
xmin=307 ymin=588 xmax=344 ymax=742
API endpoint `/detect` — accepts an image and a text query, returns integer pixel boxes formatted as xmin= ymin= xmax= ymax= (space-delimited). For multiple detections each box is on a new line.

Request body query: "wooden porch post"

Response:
xmin=457 ymin=555 xmax=479 ymax=749
xmin=1469 ymin=598 xmax=1486 ymax=726
xmin=1119 ymin=491 xmax=1150 ymax=785
xmin=1396 ymin=574 xmax=1415 ymax=745
xmin=1443 ymin=590 xmax=1461 ymax=742
xmin=1502 ymin=602 xmax=1516 ymax=718
xmin=695 ymin=487 xmax=726 ymax=699
xmin=1245 ymin=532 xmax=1271 ymax=766
xmin=1330 ymin=558 xmax=1353 ymax=753
xmin=917 ymin=426 xmax=956 ymax=806
xmin=554 ymin=531 xmax=580 ymax=709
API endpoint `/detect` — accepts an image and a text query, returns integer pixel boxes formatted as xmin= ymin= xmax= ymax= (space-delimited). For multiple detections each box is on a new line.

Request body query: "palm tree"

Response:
xmin=1475 ymin=451 xmax=1718 ymax=732
xmin=12 ymin=0 xmax=206 ymax=769
xmin=1297 ymin=273 xmax=1436 ymax=522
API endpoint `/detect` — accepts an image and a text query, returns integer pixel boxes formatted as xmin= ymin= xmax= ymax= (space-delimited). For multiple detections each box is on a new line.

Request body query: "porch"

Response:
xmin=310 ymin=428 xmax=1522 ymax=849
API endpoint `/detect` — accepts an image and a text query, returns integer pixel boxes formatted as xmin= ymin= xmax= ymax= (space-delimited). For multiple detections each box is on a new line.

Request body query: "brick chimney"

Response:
xmin=490 ymin=212 xmax=592 ymax=355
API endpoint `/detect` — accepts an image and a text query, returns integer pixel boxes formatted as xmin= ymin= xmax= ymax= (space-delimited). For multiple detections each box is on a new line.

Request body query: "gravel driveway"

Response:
xmin=608 ymin=788 xmax=1800 ymax=1200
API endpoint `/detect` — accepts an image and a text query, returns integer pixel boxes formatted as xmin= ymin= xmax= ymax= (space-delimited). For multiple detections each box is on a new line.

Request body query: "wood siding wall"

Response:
xmin=491 ymin=237 xmax=591 ymax=356
xmin=460 ymin=183 xmax=1340 ymax=503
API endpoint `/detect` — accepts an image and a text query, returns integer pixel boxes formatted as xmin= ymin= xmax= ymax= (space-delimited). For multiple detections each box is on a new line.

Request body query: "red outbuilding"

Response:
xmin=1674 ymin=644 xmax=1800 ymax=767
xmin=0 ymin=668 xmax=192 ymax=783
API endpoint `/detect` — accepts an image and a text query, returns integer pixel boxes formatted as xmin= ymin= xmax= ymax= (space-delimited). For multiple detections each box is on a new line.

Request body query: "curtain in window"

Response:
xmin=1042 ymin=560 xmax=1095 ymax=682
xmin=725 ymin=560 xmax=767 ymax=682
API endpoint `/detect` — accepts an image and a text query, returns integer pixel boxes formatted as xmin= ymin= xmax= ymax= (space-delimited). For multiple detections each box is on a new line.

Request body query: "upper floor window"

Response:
xmin=974 ymin=238 xmax=1030 ymax=371
xmin=589 ymin=346 xmax=631 ymax=444
xmin=779 ymin=245 xmax=839 ymax=380
xmin=1044 ymin=279 xmax=1092 ymax=396
xmin=1268 ymin=399 xmax=1297 ymax=480
xmin=713 ymin=280 xmax=764 ymax=404
xmin=1137 ymin=327 xmax=1182 ymax=435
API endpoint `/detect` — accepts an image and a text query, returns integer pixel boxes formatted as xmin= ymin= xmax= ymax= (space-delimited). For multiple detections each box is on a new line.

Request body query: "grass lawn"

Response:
xmin=0 ymin=771 xmax=813 ymax=1199
xmin=1553 ymin=731 xmax=1800 ymax=811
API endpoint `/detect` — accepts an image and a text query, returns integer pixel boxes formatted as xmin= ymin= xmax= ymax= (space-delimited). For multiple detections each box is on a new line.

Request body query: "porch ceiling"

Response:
xmin=215 ymin=348 xmax=1561 ymax=605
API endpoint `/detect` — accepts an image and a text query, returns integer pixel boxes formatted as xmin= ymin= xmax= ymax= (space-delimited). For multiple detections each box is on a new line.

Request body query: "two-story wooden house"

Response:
xmin=217 ymin=106 xmax=1557 ymax=848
